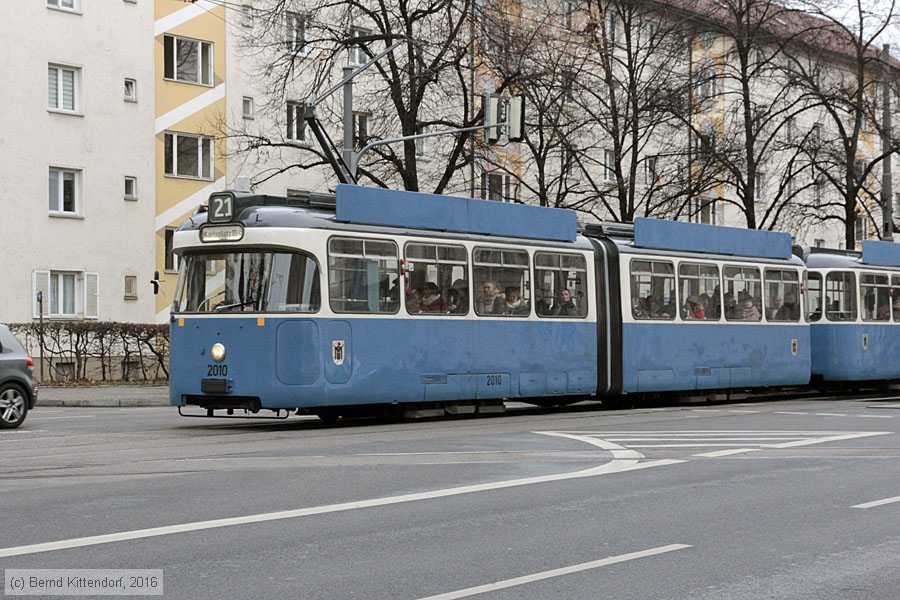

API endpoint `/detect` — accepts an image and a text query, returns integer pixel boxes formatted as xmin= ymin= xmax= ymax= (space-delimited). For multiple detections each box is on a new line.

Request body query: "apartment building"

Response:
xmin=0 ymin=0 xmax=157 ymax=324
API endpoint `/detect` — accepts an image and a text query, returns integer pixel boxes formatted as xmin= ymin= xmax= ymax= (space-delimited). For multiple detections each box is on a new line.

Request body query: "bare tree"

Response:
xmin=225 ymin=0 xmax=487 ymax=194
xmin=786 ymin=0 xmax=900 ymax=248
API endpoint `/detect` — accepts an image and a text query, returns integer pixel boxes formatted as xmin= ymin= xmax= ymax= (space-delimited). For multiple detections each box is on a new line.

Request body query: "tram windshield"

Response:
xmin=174 ymin=250 xmax=321 ymax=313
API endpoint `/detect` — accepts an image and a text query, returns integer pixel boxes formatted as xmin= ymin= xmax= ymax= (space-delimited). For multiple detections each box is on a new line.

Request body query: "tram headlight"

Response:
xmin=211 ymin=343 xmax=226 ymax=362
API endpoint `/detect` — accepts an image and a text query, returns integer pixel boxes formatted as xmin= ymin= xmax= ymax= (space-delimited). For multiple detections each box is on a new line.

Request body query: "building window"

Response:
xmin=560 ymin=1 xmax=574 ymax=30
xmin=124 ymin=275 xmax=138 ymax=300
xmin=754 ymin=172 xmax=765 ymax=201
xmin=348 ymin=28 xmax=368 ymax=65
xmin=50 ymin=272 xmax=77 ymax=316
xmin=241 ymin=3 xmax=253 ymax=27
xmin=855 ymin=214 xmax=868 ymax=242
xmin=48 ymin=64 xmax=81 ymax=113
xmin=243 ymin=96 xmax=254 ymax=119
xmin=603 ymin=149 xmax=615 ymax=182
xmin=164 ymin=228 xmax=179 ymax=272
xmin=47 ymin=0 xmax=78 ymax=12
xmin=481 ymin=172 xmax=518 ymax=202
xmin=604 ymin=9 xmax=617 ymax=44
xmin=353 ymin=112 xmax=369 ymax=149
xmin=814 ymin=239 xmax=825 ymax=248
xmin=164 ymin=132 xmax=213 ymax=179
xmin=285 ymin=12 xmax=305 ymax=52
xmin=124 ymin=78 xmax=137 ymax=102
xmin=287 ymin=102 xmax=309 ymax=142
xmin=49 ymin=167 xmax=81 ymax=215
xmin=163 ymin=35 xmax=213 ymax=86
xmin=894 ymin=192 xmax=900 ymax=214
xmin=124 ymin=176 xmax=137 ymax=200
xmin=695 ymin=61 xmax=718 ymax=107
xmin=415 ymin=126 xmax=428 ymax=157
xmin=563 ymin=146 xmax=582 ymax=181
xmin=783 ymin=117 xmax=795 ymax=143
xmin=644 ymin=155 xmax=658 ymax=186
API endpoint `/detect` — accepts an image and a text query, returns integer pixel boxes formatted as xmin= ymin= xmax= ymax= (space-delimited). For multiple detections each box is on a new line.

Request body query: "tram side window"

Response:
xmin=825 ymin=271 xmax=857 ymax=321
xmin=534 ymin=252 xmax=587 ymax=318
xmin=860 ymin=273 xmax=891 ymax=322
xmin=806 ymin=272 xmax=823 ymax=322
xmin=723 ymin=266 xmax=762 ymax=322
xmin=328 ymin=237 xmax=400 ymax=314
xmin=893 ymin=276 xmax=900 ymax=321
xmin=678 ymin=263 xmax=720 ymax=321
xmin=472 ymin=248 xmax=531 ymax=316
xmin=405 ymin=243 xmax=469 ymax=315
xmin=764 ymin=269 xmax=801 ymax=322
xmin=629 ymin=260 xmax=676 ymax=320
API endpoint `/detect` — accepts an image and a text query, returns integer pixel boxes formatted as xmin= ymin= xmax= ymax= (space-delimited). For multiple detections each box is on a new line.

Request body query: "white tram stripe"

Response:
xmin=414 ymin=544 xmax=693 ymax=600
xmin=0 ymin=456 xmax=684 ymax=558
xmin=852 ymin=495 xmax=900 ymax=509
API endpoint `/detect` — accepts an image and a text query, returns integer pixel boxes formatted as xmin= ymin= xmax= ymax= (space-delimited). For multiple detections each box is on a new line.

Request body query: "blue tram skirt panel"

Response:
xmin=620 ymin=323 xmax=811 ymax=393
xmin=811 ymin=323 xmax=900 ymax=381
xmin=170 ymin=317 xmax=598 ymax=409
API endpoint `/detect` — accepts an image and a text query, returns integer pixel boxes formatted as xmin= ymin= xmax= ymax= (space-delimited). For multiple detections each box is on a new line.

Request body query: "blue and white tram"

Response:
xmin=799 ymin=242 xmax=900 ymax=383
xmin=168 ymin=184 xmax=812 ymax=419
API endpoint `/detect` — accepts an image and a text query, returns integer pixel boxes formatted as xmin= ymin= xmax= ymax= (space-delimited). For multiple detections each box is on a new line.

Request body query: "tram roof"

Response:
xmin=799 ymin=242 xmax=900 ymax=270
xmin=628 ymin=217 xmax=794 ymax=260
xmin=334 ymin=185 xmax=578 ymax=242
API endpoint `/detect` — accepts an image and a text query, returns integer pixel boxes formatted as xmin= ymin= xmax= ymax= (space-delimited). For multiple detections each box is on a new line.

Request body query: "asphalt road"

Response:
xmin=2 ymin=397 xmax=899 ymax=599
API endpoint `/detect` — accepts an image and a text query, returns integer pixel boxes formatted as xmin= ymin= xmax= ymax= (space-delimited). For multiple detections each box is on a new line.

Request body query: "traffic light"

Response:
xmin=507 ymin=95 xmax=525 ymax=142
xmin=483 ymin=94 xmax=501 ymax=145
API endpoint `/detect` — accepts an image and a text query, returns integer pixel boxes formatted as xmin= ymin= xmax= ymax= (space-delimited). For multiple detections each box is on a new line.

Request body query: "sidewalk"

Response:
xmin=38 ymin=385 xmax=170 ymax=407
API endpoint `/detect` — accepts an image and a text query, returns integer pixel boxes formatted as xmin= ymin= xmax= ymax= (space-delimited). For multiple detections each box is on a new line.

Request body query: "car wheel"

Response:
xmin=0 ymin=383 xmax=28 ymax=429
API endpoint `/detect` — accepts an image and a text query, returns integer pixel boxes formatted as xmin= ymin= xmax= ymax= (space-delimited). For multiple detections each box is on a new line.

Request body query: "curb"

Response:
xmin=39 ymin=398 xmax=170 ymax=408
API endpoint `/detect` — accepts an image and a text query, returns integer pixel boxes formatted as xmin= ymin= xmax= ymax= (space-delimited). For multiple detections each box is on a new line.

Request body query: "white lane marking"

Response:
xmin=815 ymin=413 xmax=848 ymax=417
xmin=0 ymin=430 xmax=46 ymax=435
xmin=603 ymin=437 xmax=805 ymax=442
xmin=774 ymin=412 xmax=809 ymax=415
xmin=693 ymin=448 xmax=762 ymax=458
xmin=768 ymin=432 xmax=891 ymax=448
xmin=852 ymin=495 xmax=900 ymax=509
xmin=359 ymin=451 xmax=539 ymax=457
xmin=0 ymin=454 xmax=683 ymax=558
xmin=26 ymin=416 xmax=96 ymax=421
xmin=537 ymin=431 xmax=645 ymax=460
xmin=415 ymin=544 xmax=692 ymax=600
xmin=627 ymin=443 xmax=775 ymax=448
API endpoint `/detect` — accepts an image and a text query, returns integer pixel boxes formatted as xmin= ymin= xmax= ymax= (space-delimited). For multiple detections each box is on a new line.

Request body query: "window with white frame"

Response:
xmin=164 ymin=228 xmax=179 ymax=272
xmin=481 ymin=172 xmax=518 ymax=202
xmin=415 ymin=125 xmax=429 ymax=157
xmin=895 ymin=192 xmax=900 ymax=213
xmin=604 ymin=9 xmax=617 ymax=44
xmin=241 ymin=3 xmax=253 ymax=27
xmin=814 ymin=239 xmax=825 ymax=248
xmin=563 ymin=146 xmax=582 ymax=181
xmin=124 ymin=176 xmax=137 ymax=200
xmin=243 ymin=96 xmax=254 ymax=119
xmin=286 ymin=102 xmax=310 ymax=142
xmin=285 ymin=12 xmax=305 ymax=51
xmin=163 ymin=35 xmax=213 ymax=86
xmin=48 ymin=64 xmax=81 ymax=113
xmin=124 ymin=78 xmax=137 ymax=102
xmin=348 ymin=28 xmax=368 ymax=65
xmin=164 ymin=132 xmax=213 ymax=179
xmin=47 ymin=0 xmax=78 ymax=12
xmin=49 ymin=167 xmax=81 ymax=215
xmin=560 ymin=1 xmax=574 ymax=30
xmin=33 ymin=270 xmax=98 ymax=319
xmin=644 ymin=155 xmax=658 ymax=186
xmin=855 ymin=213 xmax=868 ymax=242
xmin=603 ymin=149 xmax=615 ymax=182
xmin=694 ymin=61 xmax=718 ymax=107
xmin=754 ymin=171 xmax=765 ymax=201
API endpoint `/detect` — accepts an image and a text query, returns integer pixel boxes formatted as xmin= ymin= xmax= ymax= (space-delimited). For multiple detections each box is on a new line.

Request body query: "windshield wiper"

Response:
xmin=213 ymin=300 xmax=256 ymax=312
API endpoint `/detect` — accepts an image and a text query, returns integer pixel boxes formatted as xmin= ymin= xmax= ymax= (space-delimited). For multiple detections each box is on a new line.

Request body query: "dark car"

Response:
xmin=0 ymin=325 xmax=37 ymax=428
